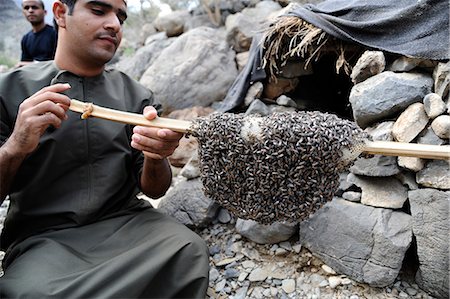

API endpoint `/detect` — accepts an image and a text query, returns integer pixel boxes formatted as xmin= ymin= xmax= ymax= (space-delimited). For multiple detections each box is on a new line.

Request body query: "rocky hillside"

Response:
xmin=0 ymin=0 xmax=28 ymax=64
xmin=0 ymin=0 xmax=22 ymax=19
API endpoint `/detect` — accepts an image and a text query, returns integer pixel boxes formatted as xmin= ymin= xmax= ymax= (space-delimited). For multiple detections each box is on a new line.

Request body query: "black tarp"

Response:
xmin=219 ymin=0 xmax=449 ymax=112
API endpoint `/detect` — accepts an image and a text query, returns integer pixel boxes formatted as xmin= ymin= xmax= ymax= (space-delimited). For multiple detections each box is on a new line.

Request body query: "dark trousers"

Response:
xmin=0 ymin=208 xmax=209 ymax=298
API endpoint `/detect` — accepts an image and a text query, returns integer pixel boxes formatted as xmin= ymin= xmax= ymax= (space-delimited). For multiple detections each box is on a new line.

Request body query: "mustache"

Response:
xmin=96 ymin=32 xmax=119 ymax=46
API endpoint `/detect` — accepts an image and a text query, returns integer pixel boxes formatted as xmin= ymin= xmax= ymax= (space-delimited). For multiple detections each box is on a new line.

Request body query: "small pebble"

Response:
xmin=329 ymin=276 xmax=342 ymax=288
xmin=281 ymin=279 xmax=296 ymax=293
xmin=406 ymin=287 xmax=418 ymax=296
xmin=321 ymin=264 xmax=337 ymax=275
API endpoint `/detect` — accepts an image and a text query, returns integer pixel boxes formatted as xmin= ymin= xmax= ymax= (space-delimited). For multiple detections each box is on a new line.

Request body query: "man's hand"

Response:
xmin=0 ymin=83 xmax=71 ymax=202
xmin=6 ymin=83 xmax=71 ymax=157
xmin=131 ymin=106 xmax=183 ymax=160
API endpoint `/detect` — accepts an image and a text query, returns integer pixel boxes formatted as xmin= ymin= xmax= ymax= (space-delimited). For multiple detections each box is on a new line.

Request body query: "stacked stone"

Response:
xmin=300 ymin=52 xmax=449 ymax=299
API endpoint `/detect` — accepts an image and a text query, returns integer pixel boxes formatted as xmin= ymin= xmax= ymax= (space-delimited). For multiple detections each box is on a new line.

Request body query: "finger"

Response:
xmin=130 ymin=139 xmax=170 ymax=157
xmin=21 ymin=99 xmax=68 ymax=120
xmin=19 ymin=112 xmax=64 ymax=131
xmin=31 ymin=92 xmax=71 ymax=108
xmin=7 ymin=115 xmax=60 ymax=156
xmin=133 ymin=126 xmax=183 ymax=142
xmin=133 ymin=126 xmax=160 ymax=139
xmin=57 ymin=102 xmax=70 ymax=113
xmin=156 ymin=129 xmax=183 ymax=141
xmin=33 ymin=83 xmax=72 ymax=97
xmin=143 ymin=106 xmax=158 ymax=120
xmin=131 ymin=135 xmax=178 ymax=156
xmin=33 ymin=109 xmax=66 ymax=127
xmin=37 ymin=112 xmax=65 ymax=128
xmin=25 ymin=84 xmax=72 ymax=108
xmin=131 ymin=134 xmax=177 ymax=151
xmin=21 ymin=96 xmax=70 ymax=117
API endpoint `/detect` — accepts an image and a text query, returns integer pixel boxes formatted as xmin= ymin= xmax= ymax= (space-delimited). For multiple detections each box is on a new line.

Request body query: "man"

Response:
xmin=16 ymin=0 xmax=57 ymax=67
xmin=0 ymin=0 xmax=209 ymax=297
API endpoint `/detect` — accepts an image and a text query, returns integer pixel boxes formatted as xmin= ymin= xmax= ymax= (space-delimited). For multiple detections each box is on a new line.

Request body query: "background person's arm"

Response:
xmin=14 ymin=61 xmax=34 ymax=68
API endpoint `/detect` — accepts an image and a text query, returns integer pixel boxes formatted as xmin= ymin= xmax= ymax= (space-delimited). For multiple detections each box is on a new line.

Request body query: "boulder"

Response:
xmin=409 ymin=189 xmax=449 ymax=299
xmin=235 ymin=218 xmax=297 ymax=244
xmin=113 ymin=33 xmax=174 ymax=81
xmin=349 ymin=71 xmax=433 ymax=128
xmin=140 ymin=27 xmax=238 ymax=113
xmin=300 ymin=198 xmax=412 ymax=287
xmin=158 ymin=178 xmax=219 ymax=228
xmin=153 ymin=10 xmax=191 ymax=37
xmin=350 ymin=50 xmax=385 ymax=84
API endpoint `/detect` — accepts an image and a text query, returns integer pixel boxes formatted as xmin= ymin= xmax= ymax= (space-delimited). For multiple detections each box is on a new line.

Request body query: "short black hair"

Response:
xmin=22 ymin=0 xmax=45 ymax=9
xmin=61 ymin=0 xmax=76 ymax=13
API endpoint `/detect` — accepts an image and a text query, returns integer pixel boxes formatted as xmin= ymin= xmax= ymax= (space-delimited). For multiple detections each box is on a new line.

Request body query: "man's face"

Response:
xmin=63 ymin=0 xmax=127 ymax=65
xmin=22 ymin=0 xmax=46 ymax=26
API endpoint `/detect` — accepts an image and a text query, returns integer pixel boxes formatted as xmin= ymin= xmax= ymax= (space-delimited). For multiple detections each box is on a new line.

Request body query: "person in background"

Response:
xmin=0 ymin=0 xmax=209 ymax=297
xmin=16 ymin=0 xmax=57 ymax=68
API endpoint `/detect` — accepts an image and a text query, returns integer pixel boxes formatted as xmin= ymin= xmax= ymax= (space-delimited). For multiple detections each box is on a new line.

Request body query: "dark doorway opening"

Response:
xmin=285 ymin=54 xmax=356 ymax=120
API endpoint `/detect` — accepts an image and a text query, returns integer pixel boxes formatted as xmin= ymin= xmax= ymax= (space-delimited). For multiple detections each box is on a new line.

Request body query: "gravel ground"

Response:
xmin=196 ymin=219 xmax=435 ymax=299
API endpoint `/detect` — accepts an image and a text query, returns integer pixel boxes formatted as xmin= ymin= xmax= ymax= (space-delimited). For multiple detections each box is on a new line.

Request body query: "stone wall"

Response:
xmin=241 ymin=54 xmax=449 ymax=297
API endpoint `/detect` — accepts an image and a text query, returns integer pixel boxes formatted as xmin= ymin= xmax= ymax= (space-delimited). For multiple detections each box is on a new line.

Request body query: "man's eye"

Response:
xmin=23 ymin=5 xmax=40 ymax=10
xmin=92 ymin=8 xmax=104 ymax=15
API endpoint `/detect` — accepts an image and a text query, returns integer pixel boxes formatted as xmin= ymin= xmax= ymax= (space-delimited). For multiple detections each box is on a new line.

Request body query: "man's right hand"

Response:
xmin=5 ymin=83 xmax=71 ymax=157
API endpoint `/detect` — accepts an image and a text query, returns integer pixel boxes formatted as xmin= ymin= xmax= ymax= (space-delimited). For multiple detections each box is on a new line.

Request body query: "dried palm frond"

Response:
xmin=261 ymin=15 xmax=354 ymax=80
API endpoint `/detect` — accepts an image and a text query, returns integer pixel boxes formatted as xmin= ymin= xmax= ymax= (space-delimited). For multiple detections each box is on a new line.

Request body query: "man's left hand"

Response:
xmin=131 ymin=106 xmax=183 ymax=160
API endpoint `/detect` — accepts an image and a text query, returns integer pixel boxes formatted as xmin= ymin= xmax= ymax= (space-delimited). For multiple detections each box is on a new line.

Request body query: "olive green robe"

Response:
xmin=0 ymin=61 xmax=209 ymax=298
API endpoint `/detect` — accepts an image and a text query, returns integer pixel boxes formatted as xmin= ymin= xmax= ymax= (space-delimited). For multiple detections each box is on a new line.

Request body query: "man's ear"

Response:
xmin=53 ymin=0 xmax=67 ymax=28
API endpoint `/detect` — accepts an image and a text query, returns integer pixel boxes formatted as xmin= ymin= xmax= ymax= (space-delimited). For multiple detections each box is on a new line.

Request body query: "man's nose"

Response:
xmin=105 ymin=14 xmax=121 ymax=32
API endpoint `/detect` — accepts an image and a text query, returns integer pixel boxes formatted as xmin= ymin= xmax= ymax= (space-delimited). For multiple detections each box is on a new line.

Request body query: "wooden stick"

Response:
xmin=69 ymin=99 xmax=450 ymax=160
xmin=362 ymin=141 xmax=449 ymax=160
xmin=69 ymin=99 xmax=192 ymax=133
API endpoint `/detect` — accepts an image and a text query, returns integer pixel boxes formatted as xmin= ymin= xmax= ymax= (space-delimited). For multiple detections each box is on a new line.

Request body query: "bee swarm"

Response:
xmin=192 ymin=111 xmax=366 ymax=224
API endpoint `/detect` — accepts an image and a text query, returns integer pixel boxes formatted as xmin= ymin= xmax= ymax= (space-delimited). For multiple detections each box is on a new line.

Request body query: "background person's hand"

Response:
xmin=131 ymin=106 xmax=183 ymax=160
xmin=14 ymin=61 xmax=34 ymax=68
xmin=6 ymin=83 xmax=71 ymax=156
